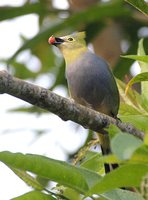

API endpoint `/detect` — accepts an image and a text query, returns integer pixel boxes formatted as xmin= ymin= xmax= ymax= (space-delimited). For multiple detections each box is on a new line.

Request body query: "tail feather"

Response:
xmin=104 ymin=163 xmax=118 ymax=173
xmin=98 ymin=130 xmax=118 ymax=173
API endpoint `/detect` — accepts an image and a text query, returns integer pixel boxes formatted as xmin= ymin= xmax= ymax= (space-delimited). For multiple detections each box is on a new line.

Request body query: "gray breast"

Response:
xmin=66 ymin=51 xmax=119 ymax=117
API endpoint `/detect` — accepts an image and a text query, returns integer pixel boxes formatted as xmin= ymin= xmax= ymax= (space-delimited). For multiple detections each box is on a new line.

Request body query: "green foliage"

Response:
xmin=111 ymin=133 xmax=143 ymax=160
xmin=0 ymin=0 xmax=148 ymax=199
xmin=121 ymin=55 xmax=148 ymax=63
xmin=125 ymin=0 xmax=148 ymax=15
xmin=118 ymin=39 xmax=148 ymax=134
xmin=125 ymin=72 xmax=148 ymax=95
xmin=0 ymin=151 xmax=100 ymax=194
xmin=89 ymin=164 xmax=148 ymax=195
xmin=138 ymin=40 xmax=148 ymax=106
xmin=0 ymin=150 xmax=146 ymax=200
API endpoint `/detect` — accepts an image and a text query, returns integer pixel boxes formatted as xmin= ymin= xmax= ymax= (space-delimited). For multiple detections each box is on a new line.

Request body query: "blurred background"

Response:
xmin=0 ymin=0 xmax=148 ymax=199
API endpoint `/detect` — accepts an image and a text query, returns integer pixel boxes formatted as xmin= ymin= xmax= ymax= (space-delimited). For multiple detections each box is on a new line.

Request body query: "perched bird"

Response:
xmin=48 ymin=32 xmax=120 ymax=173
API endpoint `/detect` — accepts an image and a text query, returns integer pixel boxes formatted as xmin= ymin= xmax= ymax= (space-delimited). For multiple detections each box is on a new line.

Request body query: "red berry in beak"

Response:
xmin=48 ymin=36 xmax=56 ymax=44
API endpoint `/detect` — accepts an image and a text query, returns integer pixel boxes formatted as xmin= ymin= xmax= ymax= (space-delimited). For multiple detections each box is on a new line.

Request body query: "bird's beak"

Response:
xmin=48 ymin=36 xmax=64 ymax=46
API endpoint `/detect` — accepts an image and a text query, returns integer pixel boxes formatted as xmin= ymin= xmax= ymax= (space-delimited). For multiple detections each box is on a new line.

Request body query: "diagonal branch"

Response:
xmin=0 ymin=70 xmax=144 ymax=140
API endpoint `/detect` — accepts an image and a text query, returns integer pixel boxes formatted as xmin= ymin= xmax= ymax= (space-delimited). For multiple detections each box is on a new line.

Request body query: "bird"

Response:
xmin=48 ymin=32 xmax=120 ymax=173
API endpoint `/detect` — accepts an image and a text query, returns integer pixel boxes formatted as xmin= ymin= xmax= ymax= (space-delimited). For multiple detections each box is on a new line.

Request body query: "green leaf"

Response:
xmin=137 ymin=39 xmax=148 ymax=103
xmin=12 ymin=191 xmax=55 ymax=200
xmin=144 ymin=133 xmax=148 ymax=145
xmin=117 ymin=79 xmax=143 ymax=113
xmin=88 ymin=164 xmax=148 ymax=195
xmin=111 ymin=133 xmax=143 ymax=160
xmin=0 ymin=151 xmax=100 ymax=194
xmin=102 ymin=189 xmax=144 ymax=200
xmin=138 ymin=40 xmax=148 ymax=72
xmin=124 ymin=0 xmax=148 ymax=15
xmin=125 ymin=72 xmax=148 ymax=95
xmin=130 ymin=145 xmax=148 ymax=164
xmin=80 ymin=151 xmax=103 ymax=172
xmin=62 ymin=187 xmax=81 ymax=200
xmin=121 ymin=55 xmax=148 ymax=63
xmin=119 ymin=103 xmax=143 ymax=115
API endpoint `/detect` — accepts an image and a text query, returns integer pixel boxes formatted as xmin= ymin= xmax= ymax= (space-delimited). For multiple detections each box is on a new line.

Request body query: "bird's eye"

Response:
xmin=68 ymin=37 xmax=74 ymax=41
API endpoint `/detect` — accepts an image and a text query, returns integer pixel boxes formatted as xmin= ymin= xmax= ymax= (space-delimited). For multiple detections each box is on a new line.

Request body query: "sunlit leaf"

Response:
xmin=121 ymin=55 xmax=148 ymax=63
xmin=119 ymin=103 xmax=143 ymax=115
xmin=125 ymin=72 xmax=148 ymax=95
xmin=137 ymin=39 xmax=148 ymax=104
xmin=119 ymin=77 xmax=148 ymax=121
xmin=88 ymin=164 xmax=148 ymax=195
xmin=117 ymin=79 xmax=143 ymax=113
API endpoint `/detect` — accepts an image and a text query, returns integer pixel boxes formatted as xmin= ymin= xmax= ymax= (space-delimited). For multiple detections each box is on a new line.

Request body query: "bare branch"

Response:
xmin=0 ymin=70 xmax=144 ymax=140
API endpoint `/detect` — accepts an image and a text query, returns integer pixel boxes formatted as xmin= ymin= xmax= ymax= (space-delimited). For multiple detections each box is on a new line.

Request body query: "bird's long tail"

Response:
xmin=98 ymin=130 xmax=118 ymax=173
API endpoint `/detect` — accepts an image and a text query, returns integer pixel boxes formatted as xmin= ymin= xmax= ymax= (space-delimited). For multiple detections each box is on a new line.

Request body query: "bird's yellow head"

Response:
xmin=48 ymin=32 xmax=87 ymax=64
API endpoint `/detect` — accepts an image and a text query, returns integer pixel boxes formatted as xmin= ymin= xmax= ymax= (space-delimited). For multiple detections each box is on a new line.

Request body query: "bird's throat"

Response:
xmin=61 ymin=47 xmax=87 ymax=65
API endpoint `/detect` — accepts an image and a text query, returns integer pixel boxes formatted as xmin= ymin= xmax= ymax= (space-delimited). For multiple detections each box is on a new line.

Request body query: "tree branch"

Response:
xmin=0 ymin=70 xmax=144 ymax=140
